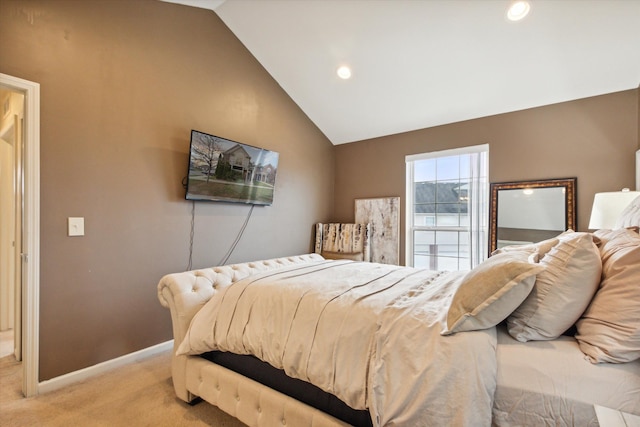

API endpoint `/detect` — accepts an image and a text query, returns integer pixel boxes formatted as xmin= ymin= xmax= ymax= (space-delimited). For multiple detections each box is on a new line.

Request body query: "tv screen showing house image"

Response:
xmin=186 ymin=130 xmax=279 ymax=205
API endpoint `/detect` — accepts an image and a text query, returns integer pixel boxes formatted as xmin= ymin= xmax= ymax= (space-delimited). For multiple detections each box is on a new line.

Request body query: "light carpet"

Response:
xmin=0 ymin=351 xmax=246 ymax=426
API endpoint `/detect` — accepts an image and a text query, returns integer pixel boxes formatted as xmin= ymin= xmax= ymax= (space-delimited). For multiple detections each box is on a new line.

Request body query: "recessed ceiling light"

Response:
xmin=507 ymin=1 xmax=530 ymax=21
xmin=337 ymin=66 xmax=352 ymax=79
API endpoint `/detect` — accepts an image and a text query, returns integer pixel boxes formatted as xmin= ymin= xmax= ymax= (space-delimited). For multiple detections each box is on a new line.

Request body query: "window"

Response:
xmin=406 ymin=144 xmax=489 ymax=271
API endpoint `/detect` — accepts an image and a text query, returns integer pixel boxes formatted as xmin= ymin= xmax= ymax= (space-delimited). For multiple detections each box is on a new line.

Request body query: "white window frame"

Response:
xmin=405 ymin=144 xmax=489 ymax=269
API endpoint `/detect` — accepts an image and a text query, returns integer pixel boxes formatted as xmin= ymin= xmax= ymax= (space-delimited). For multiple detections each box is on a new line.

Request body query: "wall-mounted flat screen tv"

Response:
xmin=185 ymin=130 xmax=279 ymax=205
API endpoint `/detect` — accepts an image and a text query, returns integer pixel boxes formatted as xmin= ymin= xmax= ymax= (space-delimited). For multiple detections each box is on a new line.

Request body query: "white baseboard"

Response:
xmin=38 ymin=340 xmax=173 ymax=395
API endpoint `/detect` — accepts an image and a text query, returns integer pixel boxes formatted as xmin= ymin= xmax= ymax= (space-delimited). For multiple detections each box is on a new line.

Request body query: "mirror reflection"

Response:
xmin=489 ymin=178 xmax=576 ymax=254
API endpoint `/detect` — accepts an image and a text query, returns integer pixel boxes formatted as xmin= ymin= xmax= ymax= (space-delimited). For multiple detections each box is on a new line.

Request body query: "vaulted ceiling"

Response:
xmin=163 ymin=0 xmax=640 ymax=145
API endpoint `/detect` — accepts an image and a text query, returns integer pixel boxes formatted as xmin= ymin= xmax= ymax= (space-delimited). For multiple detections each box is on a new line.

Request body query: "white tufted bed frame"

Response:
xmin=157 ymin=253 xmax=349 ymax=426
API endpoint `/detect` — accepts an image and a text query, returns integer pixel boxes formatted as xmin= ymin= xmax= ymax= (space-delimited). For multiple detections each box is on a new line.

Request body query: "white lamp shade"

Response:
xmin=588 ymin=191 xmax=640 ymax=230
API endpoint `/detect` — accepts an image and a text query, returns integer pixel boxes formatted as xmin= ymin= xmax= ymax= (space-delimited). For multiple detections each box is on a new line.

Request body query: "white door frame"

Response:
xmin=0 ymin=73 xmax=40 ymax=397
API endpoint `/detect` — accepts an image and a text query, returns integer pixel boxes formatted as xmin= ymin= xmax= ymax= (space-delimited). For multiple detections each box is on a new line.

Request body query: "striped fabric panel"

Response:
xmin=314 ymin=223 xmax=370 ymax=262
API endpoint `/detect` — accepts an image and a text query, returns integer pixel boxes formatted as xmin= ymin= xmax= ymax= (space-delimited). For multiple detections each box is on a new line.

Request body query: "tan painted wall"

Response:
xmin=0 ymin=0 xmax=334 ymax=380
xmin=335 ymin=90 xmax=639 ymax=264
xmin=1 ymin=0 xmax=637 ymax=382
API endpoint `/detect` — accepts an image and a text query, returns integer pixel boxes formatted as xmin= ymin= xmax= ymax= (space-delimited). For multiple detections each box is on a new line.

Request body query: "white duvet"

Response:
xmin=178 ymin=260 xmax=497 ymax=426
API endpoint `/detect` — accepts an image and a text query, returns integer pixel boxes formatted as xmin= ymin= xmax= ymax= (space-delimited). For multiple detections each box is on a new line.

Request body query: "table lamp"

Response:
xmin=588 ymin=188 xmax=640 ymax=230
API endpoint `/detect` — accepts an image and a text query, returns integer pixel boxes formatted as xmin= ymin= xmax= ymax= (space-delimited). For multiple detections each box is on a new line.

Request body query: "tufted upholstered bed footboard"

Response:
xmin=157 ymin=254 xmax=350 ymax=426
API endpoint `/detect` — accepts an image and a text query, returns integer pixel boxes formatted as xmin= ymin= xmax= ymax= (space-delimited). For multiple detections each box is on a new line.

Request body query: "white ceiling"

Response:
xmin=163 ymin=0 xmax=640 ymax=145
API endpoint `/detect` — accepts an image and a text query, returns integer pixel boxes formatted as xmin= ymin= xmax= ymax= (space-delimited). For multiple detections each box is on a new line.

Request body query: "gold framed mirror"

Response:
xmin=489 ymin=177 xmax=576 ymax=255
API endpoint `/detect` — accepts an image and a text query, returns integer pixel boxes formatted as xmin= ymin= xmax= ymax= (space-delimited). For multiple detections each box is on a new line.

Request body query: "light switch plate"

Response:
xmin=68 ymin=217 xmax=84 ymax=236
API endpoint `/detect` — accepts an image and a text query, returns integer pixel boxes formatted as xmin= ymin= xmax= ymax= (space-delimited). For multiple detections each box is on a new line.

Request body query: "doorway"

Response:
xmin=0 ymin=73 xmax=40 ymax=397
xmin=0 ymin=87 xmax=24 ymax=363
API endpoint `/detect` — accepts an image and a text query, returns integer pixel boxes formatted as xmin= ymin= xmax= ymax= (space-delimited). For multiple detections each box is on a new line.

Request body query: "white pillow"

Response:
xmin=507 ymin=231 xmax=601 ymax=342
xmin=442 ymin=251 xmax=542 ymax=335
xmin=615 ymin=194 xmax=640 ymax=229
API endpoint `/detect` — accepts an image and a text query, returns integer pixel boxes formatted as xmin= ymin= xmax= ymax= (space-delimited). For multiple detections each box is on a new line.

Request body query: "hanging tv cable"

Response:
xmin=218 ymin=204 xmax=255 ymax=266
xmin=186 ymin=200 xmax=195 ymax=271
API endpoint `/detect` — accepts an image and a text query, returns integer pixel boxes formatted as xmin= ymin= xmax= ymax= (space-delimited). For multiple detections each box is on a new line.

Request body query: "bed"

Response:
xmin=157 ymin=223 xmax=640 ymax=426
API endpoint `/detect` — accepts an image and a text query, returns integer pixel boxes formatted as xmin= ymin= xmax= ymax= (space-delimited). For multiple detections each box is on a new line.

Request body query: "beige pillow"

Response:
xmin=442 ymin=251 xmax=543 ymax=335
xmin=575 ymin=228 xmax=640 ymax=363
xmin=491 ymin=235 xmax=560 ymax=259
xmin=507 ymin=231 xmax=601 ymax=342
xmin=321 ymin=250 xmax=364 ymax=261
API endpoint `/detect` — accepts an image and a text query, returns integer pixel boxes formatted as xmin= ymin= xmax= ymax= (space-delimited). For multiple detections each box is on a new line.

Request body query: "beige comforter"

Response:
xmin=178 ymin=260 xmax=497 ymax=426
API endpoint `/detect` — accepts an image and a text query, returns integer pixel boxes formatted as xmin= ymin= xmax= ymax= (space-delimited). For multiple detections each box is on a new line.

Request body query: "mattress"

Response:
xmin=493 ymin=325 xmax=640 ymax=426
